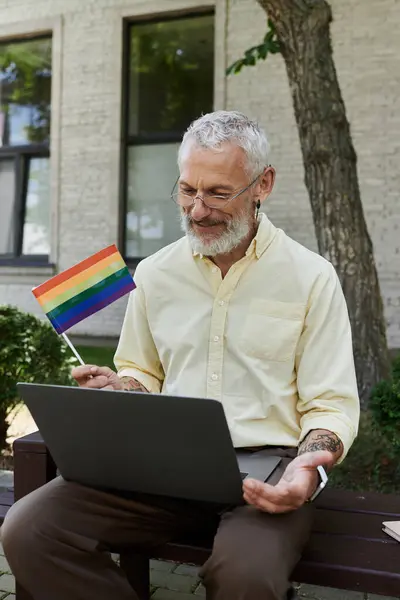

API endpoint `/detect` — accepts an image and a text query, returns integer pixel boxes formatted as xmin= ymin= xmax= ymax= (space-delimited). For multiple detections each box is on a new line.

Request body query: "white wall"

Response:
xmin=0 ymin=0 xmax=399 ymax=347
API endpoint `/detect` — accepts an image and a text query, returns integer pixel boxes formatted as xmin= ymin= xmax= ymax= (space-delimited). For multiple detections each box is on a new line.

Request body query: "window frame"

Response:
xmin=0 ymin=32 xmax=52 ymax=267
xmin=119 ymin=9 xmax=215 ymax=265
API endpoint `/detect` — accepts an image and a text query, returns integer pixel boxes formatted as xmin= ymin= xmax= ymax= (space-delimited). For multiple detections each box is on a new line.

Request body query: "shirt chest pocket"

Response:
xmin=239 ymin=299 xmax=305 ymax=362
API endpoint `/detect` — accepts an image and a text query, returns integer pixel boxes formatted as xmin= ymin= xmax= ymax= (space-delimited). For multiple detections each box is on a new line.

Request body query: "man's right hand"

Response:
xmin=72 ymin=365 xmax=149 ymax=393
xmin=72 ymin=365 xmax=123 ymax=390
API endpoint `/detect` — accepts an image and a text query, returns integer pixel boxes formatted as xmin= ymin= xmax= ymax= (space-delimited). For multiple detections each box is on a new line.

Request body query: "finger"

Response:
xmin=244 ymin=478 xmax=306 ymax=512
xmin=243 ymin=478 xmax=291 ymax=505
xmin=243 ymin=491 xmax=295 ymax=514
xmin=71 ymin=364 xmax=98 ymax=382
xmin=83 ymin=375 xmax=110 ymax=389
xmin=89 ymin=365 xmax=115 ymax=378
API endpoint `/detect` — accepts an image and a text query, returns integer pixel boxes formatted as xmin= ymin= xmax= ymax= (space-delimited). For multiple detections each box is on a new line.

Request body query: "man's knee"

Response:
xmin=1 ymin=480 xmax=64 ymax=572
xmin=1 ymin=496 xmax=42 ymax=569
xmin=201 ymin=540 xmax=289 ymax=599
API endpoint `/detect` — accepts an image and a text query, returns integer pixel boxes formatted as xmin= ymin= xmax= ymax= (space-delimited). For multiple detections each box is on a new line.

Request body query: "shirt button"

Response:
xmin=212 ymin=266 xmax=218 ymax=273
xmin=218 ymin=300 xmax=225 ymax=306
xmin=213 ymin=335 xmax=220 ymax=342
xmin=211 ymin=373 xmax=219 ymax=381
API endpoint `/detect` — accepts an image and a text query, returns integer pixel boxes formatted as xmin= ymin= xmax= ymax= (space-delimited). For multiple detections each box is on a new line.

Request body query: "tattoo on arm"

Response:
xmin=120 ymin=376 xmax=149 ymax=393
xmin=298 ymin=430 xmax=343 ymax=458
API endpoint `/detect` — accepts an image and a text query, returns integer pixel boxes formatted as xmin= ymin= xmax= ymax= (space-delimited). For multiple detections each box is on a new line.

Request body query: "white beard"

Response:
xmin=180 ymin=209 xmax=252 ymax=256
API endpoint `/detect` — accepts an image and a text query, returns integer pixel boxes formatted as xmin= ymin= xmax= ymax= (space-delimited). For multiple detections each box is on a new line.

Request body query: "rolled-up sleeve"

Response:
xmin=114 ymin=263 xmax=164 ymax=393
xmin=295 ymin=263 xmax=360 ymax=462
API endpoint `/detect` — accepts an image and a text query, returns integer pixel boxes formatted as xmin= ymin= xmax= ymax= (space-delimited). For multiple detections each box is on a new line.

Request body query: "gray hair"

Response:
xmin=178 ymin=110 xmax=270 ymax=180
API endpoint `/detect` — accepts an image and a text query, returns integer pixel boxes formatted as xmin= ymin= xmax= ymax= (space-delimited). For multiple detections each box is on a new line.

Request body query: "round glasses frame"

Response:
xmin=170 ymin=170 xmax=266 ymax=210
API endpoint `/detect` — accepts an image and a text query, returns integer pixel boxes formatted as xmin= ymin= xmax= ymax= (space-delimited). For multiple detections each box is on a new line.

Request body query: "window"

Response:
xmin=0 ymin=36 xmax=52 ymax=262
xmin=124 ymin=13 xmax=214 ymax=259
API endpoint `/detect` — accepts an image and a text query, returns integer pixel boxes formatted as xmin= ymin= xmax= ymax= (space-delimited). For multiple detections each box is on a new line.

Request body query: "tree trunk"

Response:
xmin=257 ymin=0 xmax=391 ymax=407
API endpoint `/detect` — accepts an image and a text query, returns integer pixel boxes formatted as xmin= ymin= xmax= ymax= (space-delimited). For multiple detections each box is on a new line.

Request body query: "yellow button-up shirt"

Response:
xmin=115 ymin=215 xmax=359 ymax=461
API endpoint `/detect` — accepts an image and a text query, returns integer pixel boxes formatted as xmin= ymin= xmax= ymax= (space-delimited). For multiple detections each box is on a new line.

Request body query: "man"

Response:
xmin=1 ymin=111 xmax=359 ymax=600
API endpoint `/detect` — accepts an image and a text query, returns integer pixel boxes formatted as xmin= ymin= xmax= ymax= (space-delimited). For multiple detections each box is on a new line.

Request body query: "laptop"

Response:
xmin=17 ymin=383 xmax=282 ymax=505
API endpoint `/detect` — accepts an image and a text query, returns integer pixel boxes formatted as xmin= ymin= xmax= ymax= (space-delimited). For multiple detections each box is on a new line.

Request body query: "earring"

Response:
xmin=256 ymin=199 xmax=261 ymax=218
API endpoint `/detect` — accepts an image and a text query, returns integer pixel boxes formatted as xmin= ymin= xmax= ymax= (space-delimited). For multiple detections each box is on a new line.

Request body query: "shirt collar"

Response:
xmin=247 ymin=213 xmax=277 ymax=259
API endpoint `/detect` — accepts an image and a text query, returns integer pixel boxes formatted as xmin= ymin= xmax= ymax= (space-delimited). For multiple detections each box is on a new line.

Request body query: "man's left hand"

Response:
xmin=243 ymin=450 xmax=335 ymax=513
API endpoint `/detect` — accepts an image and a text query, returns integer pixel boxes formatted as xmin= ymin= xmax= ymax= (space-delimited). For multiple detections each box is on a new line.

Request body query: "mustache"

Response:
xmin=186 ymin=216 xmax=228 ymax=227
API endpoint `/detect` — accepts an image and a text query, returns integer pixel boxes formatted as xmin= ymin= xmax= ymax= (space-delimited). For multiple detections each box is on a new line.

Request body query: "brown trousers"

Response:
xmin=0 ymin=448 xmax=313 ymax=600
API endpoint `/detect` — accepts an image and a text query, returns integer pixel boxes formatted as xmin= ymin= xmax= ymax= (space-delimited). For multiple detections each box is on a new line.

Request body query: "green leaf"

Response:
xmin=226 ymin=24 xmax=281 ymax=76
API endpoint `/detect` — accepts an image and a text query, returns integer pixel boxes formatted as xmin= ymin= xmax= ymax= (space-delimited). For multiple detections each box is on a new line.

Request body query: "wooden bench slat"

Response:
xmin=313 ymin=509 xmax=399 ymax=539
xmin=302 ymin=533 xmax=399 ymax=570
xmin=0 ymin=490 xmax=13 ymax=507
xmin=315 ymin=488 xmax=400 ymax=515
xmin=292 ymin=562 xmax=400 ymax=597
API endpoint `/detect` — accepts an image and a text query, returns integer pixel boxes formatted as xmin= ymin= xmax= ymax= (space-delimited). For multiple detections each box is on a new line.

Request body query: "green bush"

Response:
xmin=370 ymin=378 xmax=400 ymax=453
xmin=392 ymin=353 xmax=400 ymax=382
xmin=0 ymin=305 xmax=76 ymax=451
xmin=329 ymin=410 xmax=400 ymax=493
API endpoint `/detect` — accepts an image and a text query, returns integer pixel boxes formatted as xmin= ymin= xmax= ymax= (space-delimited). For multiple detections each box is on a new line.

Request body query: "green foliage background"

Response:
xmin=0 ymin=305 xmax=76 ymax=449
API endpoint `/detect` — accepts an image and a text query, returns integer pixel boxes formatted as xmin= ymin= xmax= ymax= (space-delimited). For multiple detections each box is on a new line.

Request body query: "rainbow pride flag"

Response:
xmin=32 ymin=244 xmax=135 ymax=334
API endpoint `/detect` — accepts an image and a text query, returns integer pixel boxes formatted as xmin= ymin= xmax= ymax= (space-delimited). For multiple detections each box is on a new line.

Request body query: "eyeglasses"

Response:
xmin=170 ymin=172 xmax=264 ymax=210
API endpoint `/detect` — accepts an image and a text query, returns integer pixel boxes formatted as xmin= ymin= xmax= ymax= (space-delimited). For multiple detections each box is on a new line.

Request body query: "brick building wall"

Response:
xmin=0 ymin=0 xmax=399 ymax=346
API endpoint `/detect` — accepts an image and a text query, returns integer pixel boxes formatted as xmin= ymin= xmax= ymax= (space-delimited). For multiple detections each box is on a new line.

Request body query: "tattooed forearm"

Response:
xmin=298 ymin=429 xmax=343 ymax=465
xmin=119 ymin=376 xmax=149 ymax=393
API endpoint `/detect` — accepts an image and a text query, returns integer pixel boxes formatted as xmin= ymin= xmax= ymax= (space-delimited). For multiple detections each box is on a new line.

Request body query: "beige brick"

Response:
xmin=0 ymin=0 xmax=399 ymax=348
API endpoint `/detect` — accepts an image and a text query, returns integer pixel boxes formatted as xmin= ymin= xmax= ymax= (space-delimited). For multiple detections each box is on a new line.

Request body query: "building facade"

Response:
xmin=0 ymin=0 xmax=399 ymax=347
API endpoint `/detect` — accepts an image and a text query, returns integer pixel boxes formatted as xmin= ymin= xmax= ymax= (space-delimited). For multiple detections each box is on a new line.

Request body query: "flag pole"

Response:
xmin=62 ymin=333 xmax=85 ymax=366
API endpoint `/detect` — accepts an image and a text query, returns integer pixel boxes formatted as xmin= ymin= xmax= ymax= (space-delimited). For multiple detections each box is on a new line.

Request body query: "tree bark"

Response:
xmin=257 ymin=0 xmax=391 ymax=407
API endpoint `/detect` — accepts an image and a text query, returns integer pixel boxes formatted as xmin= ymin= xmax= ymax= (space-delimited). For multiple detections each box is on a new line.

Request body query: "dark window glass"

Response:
xmin=128 ymin=14 xmax=214 ymax=140
xmin=0 ymin=36 xmax=51 ymax=261
xmin=124 ymin=14 xmax=214 ymax=258
xmin=0 ymin=158 xmax=16 ymax=253
xmin=0 ymin=37 xmax=51 ymax=146
xmin=22 ymin=157 xmax=51 ymax=255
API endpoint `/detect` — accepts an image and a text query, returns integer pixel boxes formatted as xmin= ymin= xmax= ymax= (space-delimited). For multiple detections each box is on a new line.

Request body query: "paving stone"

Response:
xmin=151 ymin=560 xmax=177 ymax=573
xmin=151 ymin=590 xmax=197 ymax=600
xmin=150 ymin=571 xmax=196 ymax=594
xmin=173 ymin=564 xmax=200 ymax=577
xmin=299 ymin=584 xmax=363 ymax=599
xmin=368 ymin=595 xmax=400 ymax=599
xmin=0 ymin=557 xmax=10 ymax=575
xmin=0 ymin=473 xmax=13 ymax=489
xmin=0 ymin=575 xmax=15 ymax=594
xmin=194 ymin=583 xmax=206 ymax=596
